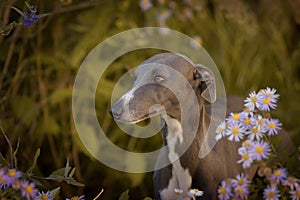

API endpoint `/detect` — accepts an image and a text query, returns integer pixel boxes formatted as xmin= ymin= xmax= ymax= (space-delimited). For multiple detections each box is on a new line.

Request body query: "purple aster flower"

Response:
xmin=66 ymin=195 xmax=85 ymax=200
xmin=157 ymin=10 xmax=172 ymax=22
xmin=139 ymin=0 xmax=153 ymax=11
xmin=262 ymin=87 xmax=280 ymax=101
xmin=283 ymin=176 xmax=300 ymax=190
xmin=263 ymin=185 xmax=280 ymax=200
xmin=226 ymin=112 xmax=243 ymax=125
xmin=226 ymin=123 xmax=246 ymax=142
xmin=217 ymin=180 xmax=232 ymax=200
xmin=22 ymin=11 xmax=39 ymax=27
xmin=239 ymin=112 xmax=253 ymax=129
xmin=237 ymin=147 xmax=253 ymax=169
xmin=0 ymin=168 xmax=8 ymax=188
xmin=265 ymin=118 xmax=282 ymax=136
xmin=6 ymin=168 xmax=22 ymax=186
xmin=188 ymin=188 xmax=204 ymax=198
xmin=215 ymin=121 xmax=227 ymax=141
xmin=257 ymin=88 xmax=279 ymax=111
xmin=251 ymin=114 xmax=268 ymax=132
xmin=290 ymin=185 xmax=300 ymax=200
xmin=244 ymin=91 xmax=263 ymax=111
xmin=12 ymin=179 xmax=21 ymax=189
xmin=247 ymin=125 xmax=264 ymax=141
xmin=21 ymin=181 xmax=39 ymax=200
xmin=35 ymin=191 xmax=53 ymax=200
xmin=232 ymin=173 xmax=250 ymax=187
xmin=270 ymin=168 xmax=288 ymax=184
xmin=233 ymin=185 xmax=249 ymax=199
xmin=249 ymin=141 xmax=271 ymax=161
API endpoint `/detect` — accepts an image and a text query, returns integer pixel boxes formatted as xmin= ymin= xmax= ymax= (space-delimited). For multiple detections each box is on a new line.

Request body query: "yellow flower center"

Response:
xmin=71 ymin=197 xmax=79 ymax=200
xmin=41 ymin=194 xmax=49 ymax=200
xmin=238 ymin=179 xmax=244 ymax=185
xmin=244 ymin=118 xmax=250 ymax=125
xmin=219 ymin=187 xmax=226 ymax=195
xmin=263 ymin=98 xmax=270 ymax=105
xmin=269 ymin=122 xmax=275 ymax=129
xmin=252 ymin=127 xmax=258 ymax=134
xmin=8 ymin=169 xmax=16 ymax=177
xmin=194 ymin=189 xmax=199 ymax=192
xmin=242 ymin=141 xmax=250 ymax=147
xmin=268 ymin=191 xmax=275 ymax=198
xmin=256 ymin=146 xmax=263 ymax=154
xmin=25 ymin=185 xmax=33 ymax=194
xmin=251 ymin=96 xmax=257 ymax=103
xmin=142 ymin=0 xmax=150 ymax=6
xmin=296 ymin=190 xmax=300 ymax=197
xmin=13 ymin=180 xmax=20 ymax=188
xmin=217 ymin=127 xmax=223 ymax=134
xmin=274 ymin=170 xmax=281 ymax=177
xmin=288 ymin=177 xmax=296 ymax=185
xmin=242 ymin=154 xmax=249 ymax=161
xmin=232 ymin=128 xmax=239 ymax=135
xmin=232 ymin=113 xmax=239 ymax=120
xmin=258 ymin=119 xmax=264 ymax=126
xmin=236 ymin=187 xmax=243 ymax=194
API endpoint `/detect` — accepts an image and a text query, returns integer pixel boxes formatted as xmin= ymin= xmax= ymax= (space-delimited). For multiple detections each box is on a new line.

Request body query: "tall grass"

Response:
xmin=0 ymin=0 xmax=299 ymax=199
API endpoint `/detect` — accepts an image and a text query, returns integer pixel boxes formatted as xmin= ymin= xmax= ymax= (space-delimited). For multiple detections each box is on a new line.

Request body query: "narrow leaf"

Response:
xmin=68 ymin=167 xmax=76 ymax=178
xmin=64 ymin=159 xmax=70 ymax=178
xmin=50 ymin=187 xmax=61 ymax=198
xmin=10 ymin=6 xmax=24 ymax=16
xmin=119 ymin=189 xmax=129 ymax=200
xmin=27 ymin=148 xmax=40 ymax=175
xmin=65 ymin=177 xmax=85 ymax=187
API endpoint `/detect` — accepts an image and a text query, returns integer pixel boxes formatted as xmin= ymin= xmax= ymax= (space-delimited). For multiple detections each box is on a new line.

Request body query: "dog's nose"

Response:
xmin=110 ymin=101 xmax=123 ymax=119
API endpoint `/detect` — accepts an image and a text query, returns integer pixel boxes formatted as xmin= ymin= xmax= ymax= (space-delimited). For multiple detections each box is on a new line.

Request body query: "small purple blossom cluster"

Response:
xmin=21 ymin=5 xmax=39 ymax=27
xmin=0 ymin=166 xmax=85 ymax=200
xmin=258 ymin=163 xmax=300 ymax=200
xmin=215 ymin=87 xmax=282 ymax=168
xmin=216 ymin=88 xmax=300 ymax=199
xmin=217 ymin=173 xmax=250 ymax=200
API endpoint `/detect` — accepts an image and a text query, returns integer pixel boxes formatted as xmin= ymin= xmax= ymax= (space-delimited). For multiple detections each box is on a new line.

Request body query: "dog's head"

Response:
xmin=110 ymin=53 xmax=216 ymax=123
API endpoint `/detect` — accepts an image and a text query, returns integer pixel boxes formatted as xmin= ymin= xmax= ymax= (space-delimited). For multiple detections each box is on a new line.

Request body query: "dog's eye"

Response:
xmin=154 ymin=75 xmax=165 ymax=83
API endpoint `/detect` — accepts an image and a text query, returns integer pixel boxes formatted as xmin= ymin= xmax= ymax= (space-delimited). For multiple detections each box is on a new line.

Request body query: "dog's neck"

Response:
xmin=162 ymin=92 xmax=209 ymax=147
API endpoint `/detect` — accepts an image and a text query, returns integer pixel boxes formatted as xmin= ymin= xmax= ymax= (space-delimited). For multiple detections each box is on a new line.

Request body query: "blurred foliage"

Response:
xmin=0 ymin=0 xmax=300 ymax=199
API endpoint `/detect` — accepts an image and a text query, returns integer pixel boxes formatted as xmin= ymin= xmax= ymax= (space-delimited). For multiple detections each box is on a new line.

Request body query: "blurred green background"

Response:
xmin=0 ymin=0 xmax=300 ymax=199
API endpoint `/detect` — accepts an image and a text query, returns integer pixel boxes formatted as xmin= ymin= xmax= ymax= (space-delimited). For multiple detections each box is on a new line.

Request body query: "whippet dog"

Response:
xmin=110 ymin=53 xmax=293 ymax=199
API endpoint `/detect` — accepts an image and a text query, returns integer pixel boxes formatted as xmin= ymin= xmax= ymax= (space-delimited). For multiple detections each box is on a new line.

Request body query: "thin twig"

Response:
xmin=93 ymin=188 xmax=104 ymax=200
xmin=0 ymin=120 xmax=13 ymax=167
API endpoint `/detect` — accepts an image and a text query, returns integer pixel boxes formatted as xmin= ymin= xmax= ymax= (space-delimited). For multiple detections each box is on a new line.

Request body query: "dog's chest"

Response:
xmin=160 ymin=115 xmax=192 ymax=199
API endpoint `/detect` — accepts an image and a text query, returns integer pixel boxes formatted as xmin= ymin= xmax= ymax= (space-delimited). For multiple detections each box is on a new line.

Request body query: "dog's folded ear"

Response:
xmin=194 ymin=64 xmax=216 ymax=103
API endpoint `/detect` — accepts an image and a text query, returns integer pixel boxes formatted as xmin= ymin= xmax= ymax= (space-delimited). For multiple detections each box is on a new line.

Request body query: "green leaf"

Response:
xmin=49 ymin=187 xmax=61 ymax=199
xmin=68 ymin=167 xmax=76 ymax=178
xmin=44 ymin=114 xmax=60 ymax=135
xmin=27 ymin=148 xmax=40 ymax=175
xmin=11 ymin=96 xmax=37 ymax=126
xmin=47 ymin=167 xmax=71 ymax=180
xmin=10 ymin=6 xmax=24 ymax=16
xmin=49 ymin=88 xmax=72 ymax=106
xmin=0 ymin=22 xmax=17 ymax=36
xmin=65 ymin=177 xmax=85 ymax=187
xmin=64 ymin=159 xmax=70 ymax=178
xmin=119 ymin=189 xmax=129 ymax=200
xmin=144 ymin=197 xmax=153 ymax=200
